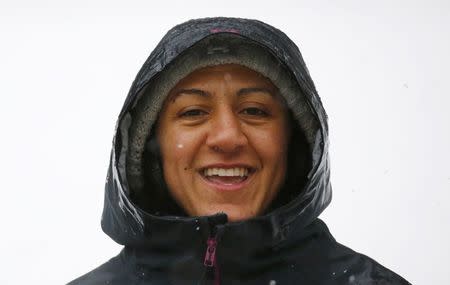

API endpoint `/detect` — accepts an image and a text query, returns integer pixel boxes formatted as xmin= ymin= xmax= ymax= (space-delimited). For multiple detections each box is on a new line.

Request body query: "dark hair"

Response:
xmin=265 ymin=111 xmax=312 ymax=212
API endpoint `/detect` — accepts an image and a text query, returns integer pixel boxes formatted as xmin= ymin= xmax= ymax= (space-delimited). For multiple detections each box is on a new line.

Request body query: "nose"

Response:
xmin=206 ymin=108 xmax=248 ymax=154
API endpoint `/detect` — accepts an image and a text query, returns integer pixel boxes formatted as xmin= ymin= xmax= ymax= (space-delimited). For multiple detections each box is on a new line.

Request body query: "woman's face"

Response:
xmin=156 ymin=64 xmax=290 ymax=222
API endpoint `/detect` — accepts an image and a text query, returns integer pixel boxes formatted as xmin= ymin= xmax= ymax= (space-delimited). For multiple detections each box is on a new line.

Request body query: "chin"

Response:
xmin=201 ymin=204 xmax=259 ymax=222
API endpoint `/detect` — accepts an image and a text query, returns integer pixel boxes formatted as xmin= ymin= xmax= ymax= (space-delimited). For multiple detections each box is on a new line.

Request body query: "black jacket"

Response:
xmin=68 ymin=17 xmax=410 ymax=285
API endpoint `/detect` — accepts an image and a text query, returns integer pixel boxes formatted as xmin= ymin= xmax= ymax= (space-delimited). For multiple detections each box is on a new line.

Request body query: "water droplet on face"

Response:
xmin=269 ymin=280 xmax=276 ymax=285
xmin=332 ymin=272 xmax=336 ymax=276
xmin=196 ymin=226 xmax=200 ymax=231
xmin=224 ymin=73 xmax=232 ymax=81
xmin=177 ymin=144 xmax=184 ymax=149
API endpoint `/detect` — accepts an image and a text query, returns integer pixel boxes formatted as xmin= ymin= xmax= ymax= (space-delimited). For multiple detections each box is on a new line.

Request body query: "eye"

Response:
xmin=179 ymin=109 xmax=207 ymax=117
xmin=240 ymin=107 xmax=269 ymax=117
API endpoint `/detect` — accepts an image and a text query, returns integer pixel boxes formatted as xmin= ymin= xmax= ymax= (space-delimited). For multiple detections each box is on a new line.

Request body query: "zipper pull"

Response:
xmin=203 ymin=237 xmax=217 ymax=267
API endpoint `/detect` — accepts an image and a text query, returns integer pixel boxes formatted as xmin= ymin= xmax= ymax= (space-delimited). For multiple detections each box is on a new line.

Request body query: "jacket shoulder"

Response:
xmin=67 ymin=253 xmax=126 ymax=285
xmin=332 ymin=242 xmax=411 ymax=284
xmin=306 ymin=220 xmax=411 ymax=284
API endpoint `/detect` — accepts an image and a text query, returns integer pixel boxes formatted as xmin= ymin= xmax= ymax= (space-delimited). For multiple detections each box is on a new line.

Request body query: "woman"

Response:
xmin=69 ymin=17 xmax=410 ymax=284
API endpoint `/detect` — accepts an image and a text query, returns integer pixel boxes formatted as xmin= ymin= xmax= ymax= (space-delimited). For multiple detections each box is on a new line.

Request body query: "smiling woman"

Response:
xmin=156 ymin=64 xmax=290 ymax=221
xmin=68 ymin=17 xmax=410 ymax=285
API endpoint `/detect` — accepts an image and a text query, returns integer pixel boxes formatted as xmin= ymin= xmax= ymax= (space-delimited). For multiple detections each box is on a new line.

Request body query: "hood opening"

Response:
xmin=123 ymin=33 xmax=319 ymax=218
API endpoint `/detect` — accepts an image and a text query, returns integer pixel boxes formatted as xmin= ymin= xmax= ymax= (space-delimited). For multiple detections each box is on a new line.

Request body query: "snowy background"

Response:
xmin=1 ymin=0 xmax=449 ymax=284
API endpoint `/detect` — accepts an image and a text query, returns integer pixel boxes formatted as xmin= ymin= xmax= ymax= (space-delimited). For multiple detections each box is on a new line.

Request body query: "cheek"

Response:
xmin=250 ymin=126 xmax=289 ymax=158
xmin=158 ymin=129 xmax=202 ymax=167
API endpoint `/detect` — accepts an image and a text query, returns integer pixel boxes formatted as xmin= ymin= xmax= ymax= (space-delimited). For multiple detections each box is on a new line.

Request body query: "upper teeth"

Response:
xmin=203 ymin=168 xmax=249 ymax=177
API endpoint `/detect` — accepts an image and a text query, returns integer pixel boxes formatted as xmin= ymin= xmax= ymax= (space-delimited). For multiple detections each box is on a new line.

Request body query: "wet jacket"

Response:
xmin=68 ymin=17 xmax=410 ymax=285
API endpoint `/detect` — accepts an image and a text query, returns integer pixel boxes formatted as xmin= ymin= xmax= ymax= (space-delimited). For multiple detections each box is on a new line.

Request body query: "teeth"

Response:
xmin=203 ymin=167 xmax=250 ymax=177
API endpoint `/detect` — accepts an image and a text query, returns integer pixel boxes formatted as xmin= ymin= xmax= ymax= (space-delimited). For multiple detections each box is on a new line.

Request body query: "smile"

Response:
xmin=202 ymin=167 xmax=249 ymax=177
xmin=199 ymin=166 xmax=256 ymax=191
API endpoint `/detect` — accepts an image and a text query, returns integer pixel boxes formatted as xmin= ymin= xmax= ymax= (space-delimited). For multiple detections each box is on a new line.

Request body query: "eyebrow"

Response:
xmin=170 ymin=88 xmax=210 ymax=103
xmin=170 ymin=87 xmax=275 ymax=103
xmin=175 ymin=88 xmax=210 ymax=97
xmin=237 ymin=87 xmax=275 ymax=97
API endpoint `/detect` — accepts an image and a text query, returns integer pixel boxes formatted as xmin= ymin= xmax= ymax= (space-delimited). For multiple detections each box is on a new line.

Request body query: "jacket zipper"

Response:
xmin=203 ymin=234 xmax=220 ymax=285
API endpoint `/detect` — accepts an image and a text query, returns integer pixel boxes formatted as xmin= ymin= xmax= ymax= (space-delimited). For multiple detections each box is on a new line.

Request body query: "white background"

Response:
xmin=1 ymin=0 xmax=449 ymax=284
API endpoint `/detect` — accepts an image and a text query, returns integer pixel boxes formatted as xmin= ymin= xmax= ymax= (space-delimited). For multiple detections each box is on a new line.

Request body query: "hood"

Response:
xmin=101 ymin=17 xmax=331 ymax=250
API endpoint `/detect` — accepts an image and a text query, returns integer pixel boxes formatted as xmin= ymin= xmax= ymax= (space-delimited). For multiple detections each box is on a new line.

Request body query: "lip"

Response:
xmin=198 ymin=163 xmax=256 ymax=192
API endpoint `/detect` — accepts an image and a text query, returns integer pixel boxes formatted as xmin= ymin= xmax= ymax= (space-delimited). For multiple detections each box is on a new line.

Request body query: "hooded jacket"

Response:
xmin=68 ymin=17 xmax=410 ymax=285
